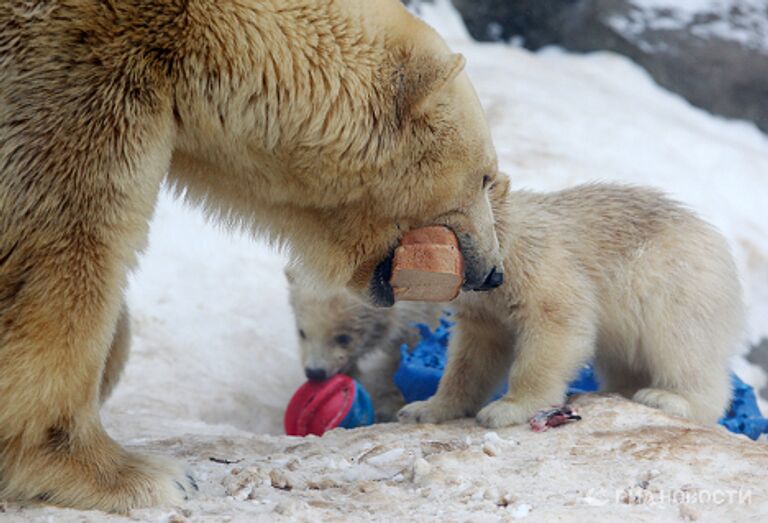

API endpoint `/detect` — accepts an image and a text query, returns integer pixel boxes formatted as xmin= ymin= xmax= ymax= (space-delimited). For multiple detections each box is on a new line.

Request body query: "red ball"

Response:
xmin=284 ymin=374 xmax=358 ymax=437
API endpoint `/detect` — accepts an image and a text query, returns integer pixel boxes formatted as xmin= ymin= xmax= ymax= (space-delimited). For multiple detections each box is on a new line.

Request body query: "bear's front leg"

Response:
xmin=476 ymin=312 xmax=595 ymax=428
xmin=0 ymin=242 xmax=196 ymax=512
xmin=398 ymin=316 xmax=514 ymax=424
xmin=99 ymin=301 xmax=132 ymax=405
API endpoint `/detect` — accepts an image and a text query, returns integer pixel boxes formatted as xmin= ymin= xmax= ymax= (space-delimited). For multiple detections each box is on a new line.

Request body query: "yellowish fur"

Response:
xmin=0 ymin=0 xmax=501 ymax=511
xmin=399 ymin=179 xmax=745 ymax=427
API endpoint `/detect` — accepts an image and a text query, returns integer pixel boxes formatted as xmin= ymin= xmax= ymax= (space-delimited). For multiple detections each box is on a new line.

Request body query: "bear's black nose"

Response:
xmin=305 ymin=368 xmax=328 ymax=381
xmin=474 ymin=266 xmax=504 ymax=291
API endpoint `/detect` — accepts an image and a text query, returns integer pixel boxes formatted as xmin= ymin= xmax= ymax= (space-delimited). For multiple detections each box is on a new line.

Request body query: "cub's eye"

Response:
xmin=335 ymin=334 xmax=352 ymax=347
xmin=298 ymin=329 xmax=306 ymax=339
xmin=482 ymin=175 xmax=491 ymax=189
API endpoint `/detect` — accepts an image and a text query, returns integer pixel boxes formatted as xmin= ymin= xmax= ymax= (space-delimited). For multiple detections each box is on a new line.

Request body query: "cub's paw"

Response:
xmin=633 ymin=388 xmax=692 ymax=419
xmin=397 ymin=400 xmax=467 ymax=424
xmin=476 ymin=399 xmax=535 ymax=428
xmin=374 ymin=394 xmax=406 ymax=423
xmin=376 ymin=405 xmax=403 ymax=423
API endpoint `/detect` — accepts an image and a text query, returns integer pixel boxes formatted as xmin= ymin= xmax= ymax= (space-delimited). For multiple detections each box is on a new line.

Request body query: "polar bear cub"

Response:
xmin=399 ymin=179 xmax=744 ymax=427
xmin=286 ymin=270 xmax=442 ymax=421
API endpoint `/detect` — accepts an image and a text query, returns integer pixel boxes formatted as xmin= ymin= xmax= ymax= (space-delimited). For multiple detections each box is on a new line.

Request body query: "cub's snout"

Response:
xmin=304 ymin=367 xmax=329 ymax=381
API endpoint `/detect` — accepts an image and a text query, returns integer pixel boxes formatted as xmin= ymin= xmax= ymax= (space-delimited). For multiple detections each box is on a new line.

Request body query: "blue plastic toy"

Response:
xmin=394 ymin=319 xmax=453 ymax=403
xmin=721 ymin=374 xmax=768 ymax=440
xmin=394 ymin=316 xmax=768 ymax=441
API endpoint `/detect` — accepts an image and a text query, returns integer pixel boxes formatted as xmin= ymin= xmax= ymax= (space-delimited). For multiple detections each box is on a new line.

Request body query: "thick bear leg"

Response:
xmin=100 ymin=302 xmax=131 ymax=405
xmin=475 ymin=313 xmax=595 ymax=428
xmin=398 ymin=316 xmax=514 ymax=424
xmin=0 ymin=248 xmax=196 ymax=512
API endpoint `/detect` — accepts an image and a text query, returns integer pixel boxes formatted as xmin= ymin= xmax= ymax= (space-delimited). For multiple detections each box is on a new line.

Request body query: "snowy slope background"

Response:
xmin=10 ymin=1 xmax=768 ymax=521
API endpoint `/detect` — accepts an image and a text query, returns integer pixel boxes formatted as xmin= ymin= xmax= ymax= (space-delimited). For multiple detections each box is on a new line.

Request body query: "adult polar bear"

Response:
xmin=0 ymin=0 xmax=503 ymax=512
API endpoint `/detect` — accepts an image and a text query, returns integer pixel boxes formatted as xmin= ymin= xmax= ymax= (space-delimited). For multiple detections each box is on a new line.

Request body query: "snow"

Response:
xmin=474 ymin=43 xmax=768 ymax=347
xmin=610 ymin=0 xmax=768 ymax=53
xmin=96 ymin=395 xmax=768 ymax=522
xmin=9 ymin=0 xmax=768 ymax=520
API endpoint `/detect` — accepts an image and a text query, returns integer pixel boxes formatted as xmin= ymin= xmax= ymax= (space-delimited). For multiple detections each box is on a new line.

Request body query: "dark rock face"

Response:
xmin=450 ymin=0 xmax=575 ymax=45
xmin=748 ymin=338 xmax=768 ymax=401
xmin=450 ymin=0 xmax=768 ymax=133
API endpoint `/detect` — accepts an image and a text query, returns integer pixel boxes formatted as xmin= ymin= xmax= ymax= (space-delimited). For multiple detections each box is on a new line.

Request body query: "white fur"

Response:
xmin=399 ymin=182 xmax=744 ymax=427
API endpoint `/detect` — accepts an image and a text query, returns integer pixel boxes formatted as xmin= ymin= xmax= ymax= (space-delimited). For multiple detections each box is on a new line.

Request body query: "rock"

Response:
xmin=450 ymin=0 xmax=768 ymax=133
xmin=450 ymin=0 xmax=572 ymax=45
xmin=13 ymin=394 xmax=768 ymax=521
xmin=748 ymin=338 xmax=768 ymax=401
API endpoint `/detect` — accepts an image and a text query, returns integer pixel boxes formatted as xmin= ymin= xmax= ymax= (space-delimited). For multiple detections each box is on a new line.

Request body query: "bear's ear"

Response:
xmin=284 ymin=267 xmax=296 ymax=284
xmin=396 ymin=52 xmax=466 ymax=120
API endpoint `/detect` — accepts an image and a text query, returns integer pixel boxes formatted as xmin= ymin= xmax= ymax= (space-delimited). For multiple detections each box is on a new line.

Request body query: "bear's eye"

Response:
xmin=482 ymin=175 xmax=491 ymax=189
xmin=335 ymin=334 xmax=352 ymax=347
xmin=298 ymin=329 xmax=306 ymax=340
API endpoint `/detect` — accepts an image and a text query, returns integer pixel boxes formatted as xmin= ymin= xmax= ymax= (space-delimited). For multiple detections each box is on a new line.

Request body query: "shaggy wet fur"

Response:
xmin=0 ymin=0 xmax=502 ymax=511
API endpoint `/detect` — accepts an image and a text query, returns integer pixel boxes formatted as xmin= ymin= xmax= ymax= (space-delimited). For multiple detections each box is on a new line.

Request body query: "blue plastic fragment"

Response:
xmin=338 ymin=379 xmax=375 ymax=429
xmin=720 ymin=374 xmax=768 ymax=441
xmin=394 ymin=318 xmax=768 ymax=441
xmin=394 ymin=317 xmax=452 ymax=403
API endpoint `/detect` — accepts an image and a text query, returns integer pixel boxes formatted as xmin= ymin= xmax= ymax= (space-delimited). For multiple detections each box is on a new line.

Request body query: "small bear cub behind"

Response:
xmin=286 ymin=269 xmax=442 ymax=421
xmin=399 ymin=177 xmax=744 ymax=427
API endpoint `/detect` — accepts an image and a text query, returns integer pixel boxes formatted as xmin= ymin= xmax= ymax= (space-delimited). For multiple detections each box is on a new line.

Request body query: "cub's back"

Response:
xmin=502 ymin=183 xmax=737 ymax=309
xmin=540 ymin=184 xmax=692 ymax=259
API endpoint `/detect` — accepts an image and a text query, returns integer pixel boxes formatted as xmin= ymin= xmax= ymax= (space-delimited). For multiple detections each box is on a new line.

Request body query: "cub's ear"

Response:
xmin=492 ymin=172 xmax=512 ymax=196
xmin=489 ymin=172 xmax=511 ymax=210
xmin=395 ymin=52 xmax=466 ymax=120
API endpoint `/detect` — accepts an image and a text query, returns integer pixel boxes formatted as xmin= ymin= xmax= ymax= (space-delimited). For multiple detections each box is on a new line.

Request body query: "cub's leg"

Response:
xmin=351 ymin=351 xmax=405 ymax=422
xmin=630 ymin=227 xmax=742 ymax=424
xmin=398 ymin=315 xmax=514 ymax=424
xmin=476 ymin=308 xmax=596 ymax=428
xmin=0 ymin=248 xmax=196 ymax=512
xmin=374 ymin=347 xmax=406 ymax=422
xmin=353 ymin=346 xmax=406 ymax=422
xmin=99 ymin=302 xmax=131 ymax=405
xmin=632 ymin=323 xmax=733 ymax=424
xmin=594 ymin=351 xmax=649 ymax=399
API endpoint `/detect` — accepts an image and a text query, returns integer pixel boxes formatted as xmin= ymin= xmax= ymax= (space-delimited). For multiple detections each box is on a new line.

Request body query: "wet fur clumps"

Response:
xmin=0 ymin=0 xmax=502 ymax=512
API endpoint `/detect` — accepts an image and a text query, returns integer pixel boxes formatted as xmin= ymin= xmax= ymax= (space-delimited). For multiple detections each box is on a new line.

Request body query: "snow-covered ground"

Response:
xmin=9 ymin=1 xmax=768 ymax=521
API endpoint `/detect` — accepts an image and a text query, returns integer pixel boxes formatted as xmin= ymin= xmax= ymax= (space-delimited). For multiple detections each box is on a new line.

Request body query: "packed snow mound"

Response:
xmin=11 ymin=395 xmax=768 ymax=522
